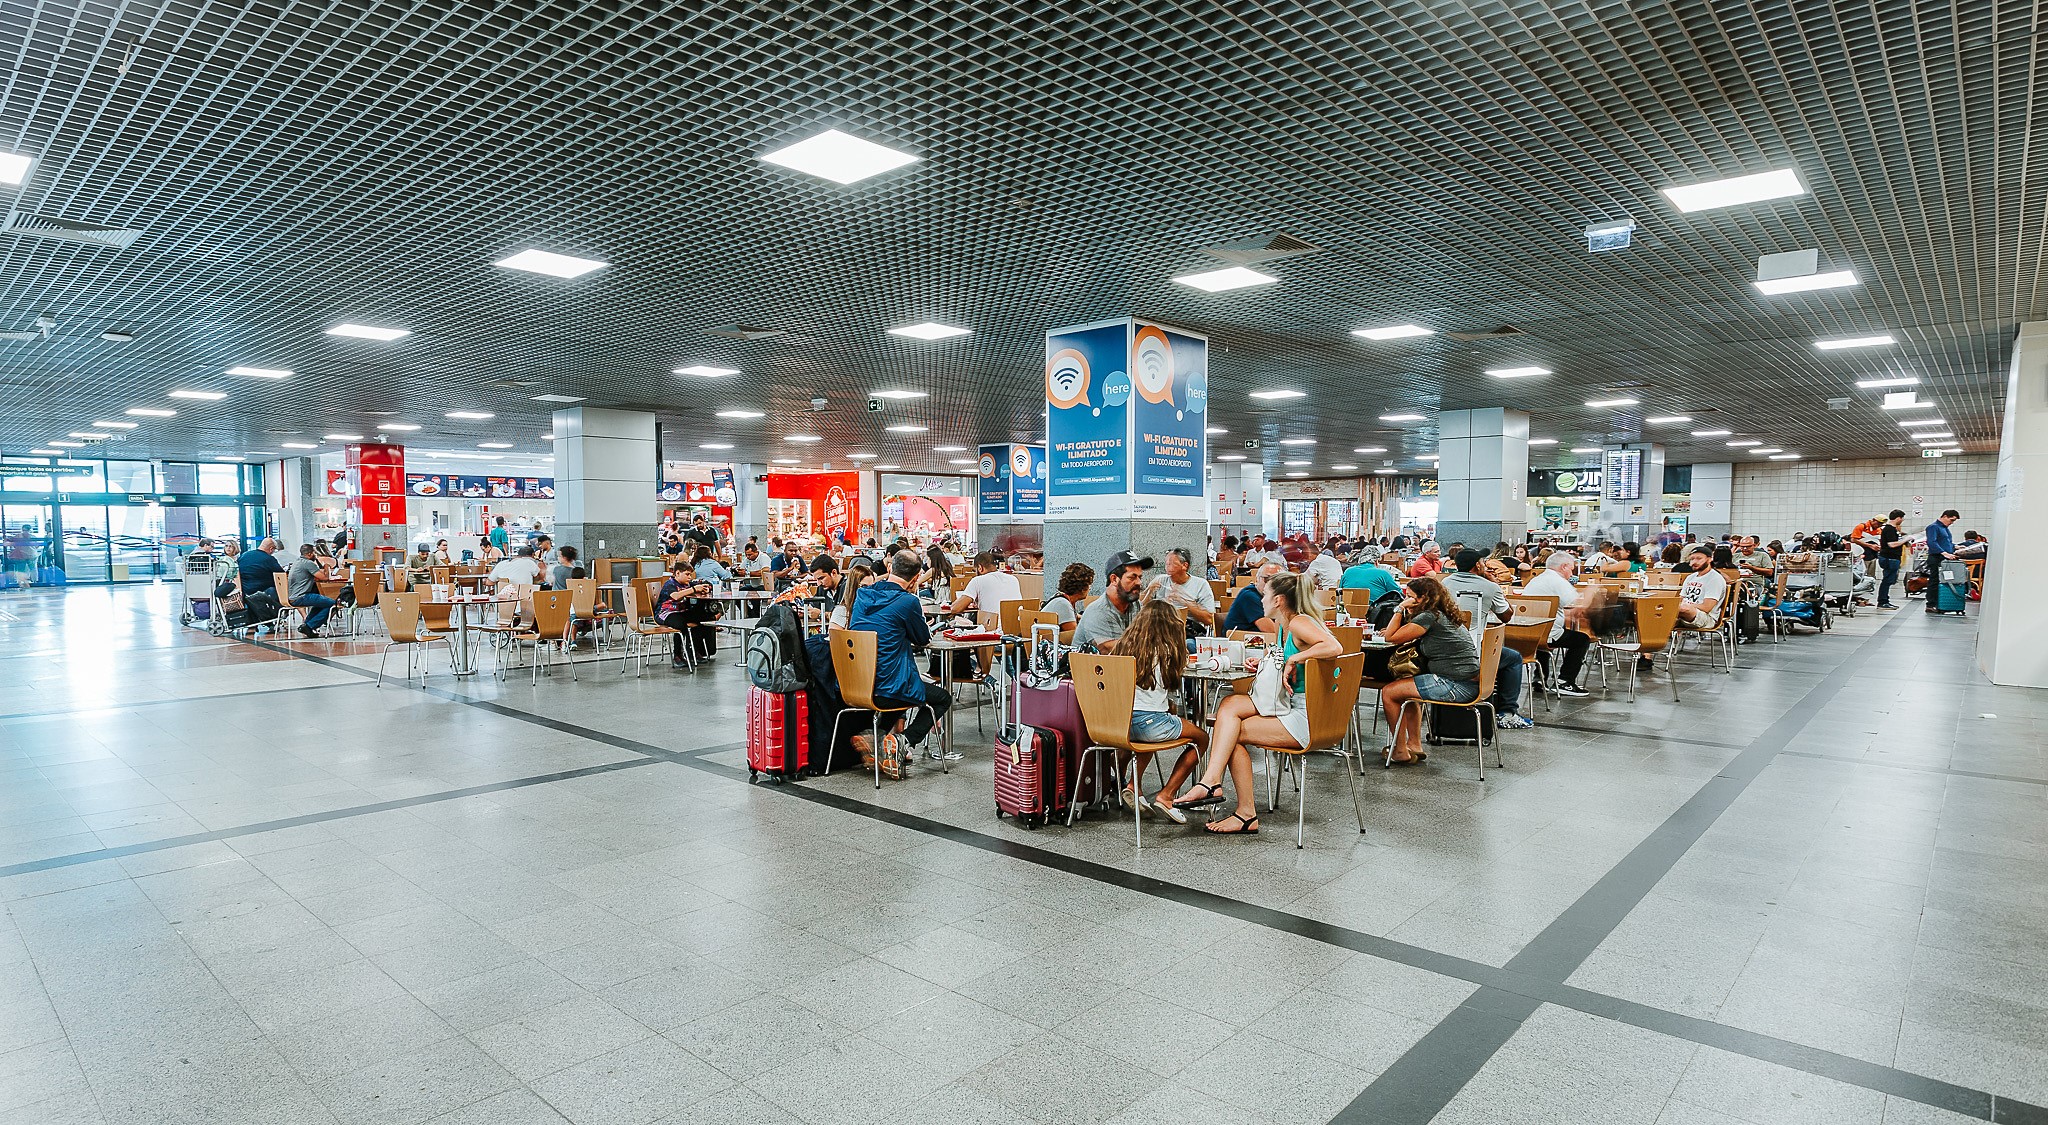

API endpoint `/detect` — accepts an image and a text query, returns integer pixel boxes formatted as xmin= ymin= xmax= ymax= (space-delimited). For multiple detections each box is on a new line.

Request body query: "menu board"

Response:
xmin=1602 ymin=449 xmax=1643 ymax=501
xmin=406 ymin=474 xmax=554 ymax=499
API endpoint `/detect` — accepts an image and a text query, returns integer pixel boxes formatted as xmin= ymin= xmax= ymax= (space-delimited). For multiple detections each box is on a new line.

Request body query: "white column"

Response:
xmin=1979 ymin=321 xmax=2048 ymax=687
xmin=1436 ymin=408 xmax=1529 ymax=548
xmin=1689 ymin=463 xmax=1733 ymax=540
xmin=552 ymin=408 xmax=656 ymax=556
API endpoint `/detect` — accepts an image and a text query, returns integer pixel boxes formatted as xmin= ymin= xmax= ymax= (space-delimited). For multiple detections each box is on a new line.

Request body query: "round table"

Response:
xmin=418 ymin=594 xmax=520 ymax=676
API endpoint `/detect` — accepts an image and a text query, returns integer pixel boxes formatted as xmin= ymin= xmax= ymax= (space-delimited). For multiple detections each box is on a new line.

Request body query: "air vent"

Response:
xmin=491 ymin=379 xmax=539 ymax=388
xmin=707 ymin=324 xmax=786 ymax=341
xmin=3 ymin=212 xmax=143 ymax=249
xmin=1445 ymin=325 xmax=1527 ymax=342
xmin=1828 ymin=397 xmax=1852 ymax=411
xmin=1201 ymin=233 xmax=1322 ymax=265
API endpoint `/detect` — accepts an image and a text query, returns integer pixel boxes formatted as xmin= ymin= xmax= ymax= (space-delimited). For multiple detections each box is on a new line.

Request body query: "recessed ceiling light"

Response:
xmin=933 ymin=445 xmax=966 ymax=452
xmin=1726 ymin=439 xmax=1762 ymax=447
xmin=1897 ymin=418 xmax=1946 ymax=428
xmin=281 ymin=442 xmax=318 ymax=449
xmin=445 ymin=411 xmax=494 ymax=420
xmin=1250 ymin=390 xmax=1305 ymax=400
xmin=541 ymin=434 xmax=557 ymax=442
xmin=675 ymin=365 xmax=739 ymax=377
xmin=1913 ymin=432 xmax=1956 ymax=441
xmin=29 ymin=448 xmax=60 ymax=455
xmin=226 ymin=366 xmax=292 ymax=379
xmin=875 ymin=463 xmax=900 ymax=469
xmin=214 ymin=455 xmax=245 ymax=462
xmin=886 ymin=322 xmax=970 ymax=340
xmin=698 ymin=442 xmax=733 ymax=450
xmin=1570 ymin=446 xmax=1601 ymax=453
xmin=885 ymin=424 xmax=928 ymax=433
xmin=493 ymin=249 xmax=608 ymax=278
xmin=47 ymin=440 xmax=83 ymax=447
xmin=1881 ymin=396 xmax=1928 ymax=411
xmin=1418 ymin=455 xmax=1438 ymax=462
xmin=1278 ymin=438 xmax=1315 ymax=446
xmin=1380 ymin=413 xmax=1425 ymax=422
xmin=1353 ymin=446 xmax=1387 ymax=454
xmin=326 ymin=323 xmax=410 ymax=341
xmin=1283 ymin=459 xmax=1310 ymax=466
xmin=1754 ymin=270 xmax=1859 ymax=296
xmin=948 ymin=458 xmax=975 ymax=466
xmin=847 ymin=453 xmax=876 ymax=460
xmin=92 ymin=420 xmax=138 ymax=430
xmin=1206 ymin=427 xmax=1228 ymax=435
xmin=1487 ymin=366 xmax=1551 ymax=378
xmin=1285 ymin=472 xmax=1308 ymax=477
xmin=532 ymin=394 xmax=584 ymax=403
xmin=1586 ymin=397 xmax=1639 ymax=408
xmin=1330 ymin=463 xmax=1358 ymax=471
xmin=785 ymin=434 xmax=821 ymax=443
xmin=759 ymin=129 xmax=918 ymax=184
xmin=1750 ymin=448 xmax=1782 ymax=455
xmin=100 ymin=330 xmax=135 ymax=342
xmin=1660 ymin=168 xmax=1806 ymax=212
xmin=1374 ymin=468 xmax=1397 ymax=475
xmin=67 ymin=432 xmax=109 ymax=440
xmin=716 ymin=409 xmax=765 ymax=419
xmin=0 ymin=152 xmax=33 ymax=185
xmin=325 ymin=433 xmax=364 ymax=441
xmin=1645 ymin=415 xmax=1692 ymax=425
xmin=1352 ymin=325 xmax=1433 ymax=341
xmin=1216 ymin=454 xmax=1245 ymax=461
xmin=1173 ymin=266 xmax=1277 ymax=292
xmin=376 ymin=422 xmax=420 ymax=431
xmin=169 ymin=389 xmax=227 ymax=401
xmin=126 ymin=407 xmax=176 ymax=417
xmin=1691 ymin=429 xmax=1732 ymax=437
xmin=1768 ymin=453 xmax=1801 ymax=460
xmin=1856 ymin=377 xmax=1920 ymax=389
xmin=772 ymin=457 xmax=801 ymax=465
xmin=870 ymin=389 xmax=927 ymax=400
xmin=1815 ymin=334 xmax=1895 ymax=350
xmin=1527 ymin=438 xmax=1558 ymax=446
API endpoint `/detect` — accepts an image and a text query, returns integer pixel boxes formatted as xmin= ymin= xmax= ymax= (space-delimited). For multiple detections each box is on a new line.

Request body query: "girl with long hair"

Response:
xmin=1171 ymin=573 xmax=1340 ymax=835
xmin=830 ymin=561 xmax=875 ymax=629
xmin=1374 ymin=574 xmax=1483 ymax=765
xmin=1116 ymin=601 xmax=1208 ymax=822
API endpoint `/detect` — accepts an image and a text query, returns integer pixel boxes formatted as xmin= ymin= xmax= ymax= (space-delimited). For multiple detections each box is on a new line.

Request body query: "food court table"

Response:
xmin=418 ymin=593 xmax=518 ymax=677
xmin=924 ymin=634 xmax=1002 ymax=768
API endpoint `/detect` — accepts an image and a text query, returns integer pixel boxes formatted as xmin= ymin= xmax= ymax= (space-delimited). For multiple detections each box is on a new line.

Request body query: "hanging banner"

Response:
xmin=1045 ymin=319 xmax=1133 ymax=518
xmin=977 ymin=445 xmax=1010 ymax=516
xmin=709 ymin=467 xmax=736 ymax=506
xmin=1128 ymin=321 xmax=1207 ymax=520
xmin=1011 ymin=444 xmax=1046 ymax=516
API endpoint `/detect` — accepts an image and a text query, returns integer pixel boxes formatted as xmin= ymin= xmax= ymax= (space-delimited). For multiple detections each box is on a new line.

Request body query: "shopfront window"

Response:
xmin=198 ymin=464 xmax=241 ymax=495
xmin=105 ymin=461 xmax=156 ymax=492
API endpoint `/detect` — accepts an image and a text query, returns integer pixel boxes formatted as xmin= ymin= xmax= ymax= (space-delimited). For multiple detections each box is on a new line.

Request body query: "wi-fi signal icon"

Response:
xmin=1132 ymin=328 xmax=1174 ymax=406
xmin=1046 ymin=348 xmax=1090 ymax=410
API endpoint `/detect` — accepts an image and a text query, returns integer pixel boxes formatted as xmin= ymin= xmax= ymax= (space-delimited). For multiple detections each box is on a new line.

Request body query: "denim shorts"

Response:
xmin=1413 ymin=673 xmax=1480 ymax=704
xmin=1128 ymin=710 xmax=1185 ymax=743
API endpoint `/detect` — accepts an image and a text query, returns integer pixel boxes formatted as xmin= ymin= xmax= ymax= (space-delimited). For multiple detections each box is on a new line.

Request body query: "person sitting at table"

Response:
xmin=736 ymin=541 xmax=771 ymax=588
xmin=490 ymin=544 xmax=544 ymax=590
xmin=691 ymin=544 xmax=733 ymax=586
xmin=1219 ymin=560 xmax=1282 ymax=635
xmin=654 ymin=556 xmax=718 ymax=665
xmin=1145 ymin=547 xmax=1217 ymax=635
xmin=948 ymin=550 xmax=1021 ymax=622
xmin=1075 ymin=551 xmax=1148 ymax=652
xmin=1443 ymin=548 xmax=1531 ymax=730
xmin=1039 ymin=562 xmax=1094 ymax=643
xmin=548 ymin=545 xmax=581 ymax=591
xmin=1677 ymin=544 xmax=1729 ymax=631
xmin=284 ymin=543 xmax=336 ymax=639
xmin=1118 ymin=600 xmax=1208 ymax=823
xmin=830 ymin=561 xmax=876 ymax=629
xmin=478 ymin=538 xmax=504 ymax=566
xmin=1525 ymin=552 xmax=1593 ymax=698
xmin=1375 ymin=574 xmax=1483 ymax=765
xmin=1407 ymin=541 xmax=1445 ymax=578
xmin=409 ymin=544 xmax=433 ymax=574
xmin=1620 ymin=541 xmax=1648 ymax=573
xmin=847 ymin=550 xmax=951 ymax=761
xmin=923 ymin=542 xmax=956 ymax=599
xmin=431 ymin=539 xmax=453 ymax=566
xmin=1340 ymin=549 xmax=1402 ymax=601
xmin=1171 ymin=574 xmax=1339 ymax=834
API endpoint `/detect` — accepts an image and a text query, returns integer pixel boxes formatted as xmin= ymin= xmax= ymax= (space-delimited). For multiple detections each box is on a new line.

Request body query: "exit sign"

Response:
xmin=1922 ymin=449 xmax=1944 ymax=458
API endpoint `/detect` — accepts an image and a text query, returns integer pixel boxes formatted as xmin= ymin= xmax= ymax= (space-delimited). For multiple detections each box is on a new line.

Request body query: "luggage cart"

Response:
xmin=180 ymin=552 xmax=221 ymax=627
xmin=1818 ymin=552 xmax=1859 ymax=617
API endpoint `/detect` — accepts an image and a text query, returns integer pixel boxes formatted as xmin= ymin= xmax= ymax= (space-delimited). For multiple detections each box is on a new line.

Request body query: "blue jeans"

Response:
xmin=1413 ymin=674 xmax=1479 ymax=704
xmin=1129 ymin=710 xmax=1184 ymax=743
xmin=1491 ymin=645 xmax=1523 ymax=715
xmin=1877 ymin=557 xmax=1900 ymax=605
xmin=296 ymin=592 xmax=335 ymax=631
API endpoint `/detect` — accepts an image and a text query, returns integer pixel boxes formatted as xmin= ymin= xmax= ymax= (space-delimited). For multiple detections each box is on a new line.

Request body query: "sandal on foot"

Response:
xmin=1204 ymin=812 xmax=1259 ymax=835
xmin=1172 ymin=783 xmax=1226 ymax=810
xmin=1152 ymin=796 xmax=1187 ymax=825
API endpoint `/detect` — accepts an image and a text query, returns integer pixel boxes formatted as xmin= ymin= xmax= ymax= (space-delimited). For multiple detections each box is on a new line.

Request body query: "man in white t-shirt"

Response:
xmin=1144 ymin=547 xmax=1217 ymax=632
xmin=1677 ymin=545 xmax=1728 ymax=629
xmin=1523 ymin=551 xmax=1592 ymax=697
xmin=948 ymin=550 xmax=1022 ymax=622
xmin=489 ymin=545 xmax=544 ymax=590
xmin=1304 ymin=540 xmax=1344 ymax=598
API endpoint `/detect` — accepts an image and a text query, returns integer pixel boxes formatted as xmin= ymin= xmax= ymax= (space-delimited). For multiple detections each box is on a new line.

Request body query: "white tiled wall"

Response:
xmin=1729 ymin=455 xmax=1998 ymax=537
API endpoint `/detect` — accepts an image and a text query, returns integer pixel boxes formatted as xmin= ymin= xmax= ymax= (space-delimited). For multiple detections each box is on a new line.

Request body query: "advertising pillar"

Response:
xmin=976 ymin=443 xmax=1046 ymax=552
xmin=345 ymin=443 xmax=406 ymax=559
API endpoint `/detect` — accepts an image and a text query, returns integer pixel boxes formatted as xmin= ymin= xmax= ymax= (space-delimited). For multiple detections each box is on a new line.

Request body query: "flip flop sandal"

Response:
xmin=1172 ymin=782 xmax=1227 ymax=810
xmin=1204 ymin=812 xmax=1259 ymax=835
xmin=1152 ymin=797 xmax=1188 ymax=825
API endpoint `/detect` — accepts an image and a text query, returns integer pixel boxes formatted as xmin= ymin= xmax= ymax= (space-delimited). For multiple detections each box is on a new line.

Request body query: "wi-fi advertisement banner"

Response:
xmin=977 ymin=445 xmax=1010 ymax=516
xmin=1045 ymin=320 xmax=1133 ymax=518
xmin=1128 ymin=321 xmax=1207 ymax=521
xmin=1011 ymin=444 xmax=1047 ymax=516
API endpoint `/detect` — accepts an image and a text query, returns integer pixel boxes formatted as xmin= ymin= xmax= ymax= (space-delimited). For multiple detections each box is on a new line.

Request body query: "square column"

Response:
xmin=1979 ymin=321 xmax=2048 ymax=687
xmin=553 ymin=408 xmax=656 ymax=556
xmin=1435 ymin=408 xmax=1529 ymax=549
xmin=1688 ymin=463 xmax=1733 ymax=542
xmin=1597 ymin=444 xmax=1666 ymax=545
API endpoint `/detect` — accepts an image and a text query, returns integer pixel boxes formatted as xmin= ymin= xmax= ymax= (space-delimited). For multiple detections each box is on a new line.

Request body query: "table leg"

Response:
xmin=937 ymin=659 xmax=953 ymax=771
xmin=450 ymin=605 xmax=476 ymax=677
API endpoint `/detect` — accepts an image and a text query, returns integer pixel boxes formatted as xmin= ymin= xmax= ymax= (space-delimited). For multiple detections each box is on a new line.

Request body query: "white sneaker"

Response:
xmin=1498 ymin=713 xmax=1535 ymax=729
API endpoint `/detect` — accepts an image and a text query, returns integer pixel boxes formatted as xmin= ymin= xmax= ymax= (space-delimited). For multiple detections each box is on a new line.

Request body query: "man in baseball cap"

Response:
xmin=1076 ymin=551 xmax=1151 ymax=651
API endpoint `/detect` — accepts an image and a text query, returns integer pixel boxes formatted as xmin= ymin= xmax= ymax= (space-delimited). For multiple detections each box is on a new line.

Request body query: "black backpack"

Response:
xmin=746 ymin=601 xmax=811 ymax=692
xmin=1367 ymin=589 xmax=1405 ymax=630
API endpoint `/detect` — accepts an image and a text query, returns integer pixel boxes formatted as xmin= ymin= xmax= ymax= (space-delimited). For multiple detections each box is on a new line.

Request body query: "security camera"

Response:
xmin=810 ymin=396 xmax=828 ymax=412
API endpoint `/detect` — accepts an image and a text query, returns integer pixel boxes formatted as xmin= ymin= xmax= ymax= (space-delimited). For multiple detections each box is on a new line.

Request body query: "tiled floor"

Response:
xmin=1 ymin=583 xmax=2044 ymax=1125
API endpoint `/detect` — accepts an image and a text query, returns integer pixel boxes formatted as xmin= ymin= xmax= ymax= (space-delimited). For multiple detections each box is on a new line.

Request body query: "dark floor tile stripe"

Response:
xmin=1782 ymin=749 xmax=2048 ymax=788
xmin=1327 ymin=989 xmax=1541 ymax=1125
xmin=0 ymin=680 xmax=369 ymax=724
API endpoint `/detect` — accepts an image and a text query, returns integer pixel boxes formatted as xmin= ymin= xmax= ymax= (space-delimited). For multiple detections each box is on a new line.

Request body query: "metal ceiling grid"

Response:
xmin=0 ymin=0 xmax=2037 ymax=478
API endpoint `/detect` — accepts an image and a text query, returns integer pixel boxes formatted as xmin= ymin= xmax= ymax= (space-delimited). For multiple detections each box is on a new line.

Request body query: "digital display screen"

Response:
xmin=1602 ymin=448 xmax=1643 ymax=501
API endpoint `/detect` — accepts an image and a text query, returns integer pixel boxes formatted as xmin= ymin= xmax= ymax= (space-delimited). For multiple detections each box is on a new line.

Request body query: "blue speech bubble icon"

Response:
xmin=1101 ymin=369 xmax=1132 ymax=408
xmin=1186 ymin=367 xmax=1208 ymax=411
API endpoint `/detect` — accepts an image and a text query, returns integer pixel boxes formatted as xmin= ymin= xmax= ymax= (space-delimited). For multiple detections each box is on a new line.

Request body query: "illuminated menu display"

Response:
xmin=1602 ymin=448 xmax=1643 ymax=501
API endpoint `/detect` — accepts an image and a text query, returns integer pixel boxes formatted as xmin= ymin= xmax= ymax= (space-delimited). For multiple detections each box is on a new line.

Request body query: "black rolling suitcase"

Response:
xmin=1425 ymin=702 xmax=1495 ymax=746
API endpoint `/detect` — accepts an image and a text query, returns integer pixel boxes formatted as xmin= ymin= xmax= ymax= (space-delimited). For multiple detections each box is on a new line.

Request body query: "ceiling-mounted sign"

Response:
xmin=1271 ymin=477 xmax=1362 ymax=501
xmin=1529 ymin=468 xmax=1603 ymax=496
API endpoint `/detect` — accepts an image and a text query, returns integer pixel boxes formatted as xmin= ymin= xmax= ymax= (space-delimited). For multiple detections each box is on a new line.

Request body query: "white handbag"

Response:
xmin=1250 ymin=654 xmax=1291 ymax=717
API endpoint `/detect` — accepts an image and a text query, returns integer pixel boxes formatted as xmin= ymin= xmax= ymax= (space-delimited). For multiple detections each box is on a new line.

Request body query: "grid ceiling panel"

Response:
xmin=0 ymin=0 xmax=2038 ymax=475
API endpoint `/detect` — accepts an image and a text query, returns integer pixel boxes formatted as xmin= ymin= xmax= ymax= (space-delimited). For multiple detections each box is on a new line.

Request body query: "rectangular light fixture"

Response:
xmin=325 ymin=433 xmax=364 ymax=441
xmin=1660 ymin=168 xmax=1805 ymax=212
xmin=1278 ymin=438 xmax=1315 ymax=446
xmin=1915 ymin=432 xmax=1956 ymax=441
xmin=870 ymin=389 xmax=927 ymax=400
xmin=1205 ymin=427 xmax=1227 ymax=435
xmin=716 ymin=409 xmax=764 ymax=419
xmin=886 ymin=322 xmax=970 ymax=340
xmin=445 ymin=411 xmax=495 ymax=420
xmin=126 ymin=407 xmax=176 ymax=417
xmin=1645 ymin=415 xmax=1691 ymax=424
xmin=531 ymin=393 xmax=584 ymax=403
xmin=1250 ymin=389 xmax=1305 ymax=400
xmin=1754 ymin=270 xmax=1859 ymax=296
xmin=1570 ymin=446 xmax=1601 ymax=453
xmin=68 ymin=432 xmax=109 ymax=440
xmin=1856 ymin=377 xmax=1919 ymax=389
xmin=1814 ymin=334 xmax=1894 ymax=350
xmin=1379 ymin=412 xmax=1424 ymax=422
xmin=493 ymin=249 xmax=608 ymax=278
xmin=1897 ymin=418 xmax=1946 ymax=428
xmin=846 ymin=453 xmax=876 ymax=460
xmin=933 ymin=445 xmax=966 ymax=452
xmin=1691 ymin=429 xmax=1732 ymax=437
xmin=1585 ymin=397 xmax=1639 ymax=408
xmin=169 ymin=389 xmax=226 ymax=401
xmin=1216 ymin=454 xmax=1245 ymax=461
xmin=784 ymin=434 xmax=822 ymax=443
xmin=1750 ymin=448 xmax=1782 ymax=455
xmin=1725 ymin=439 xmax=1762 ymax=447
xmin=92 ymin=420 xmax=138 ymax=430
xmin=29 ymin=448 xmax=61 ymax=455
xmin=281 ymin=442 xmax=318 ymax=449
xmin=479 ymin=442 xmax=514 ymax=449
xmin=48 ymin=440 xmax=83 ymax=447
xmin=1353 ymin=446 xmax=1387 ymax=454
xmin=771 ymin=457 xmax=802 ymax=465
xmin=885 ymin=424 xmax=927 ymax=432
xmin=1486 ymin=366 xmax=1551 ymax=378
xmin=1285 ymin=472 xmax=1308 ymax=478
xmin=326 ymin=323 xmax=410 ymax=341
xmin=1374 ymin=468 xmax=1396 ymax=474
xmin=1283 ymin=460 xmax=1310 ymax=467
xmin=759 ymin=129 xmax=918 ymax=185
xmin=226 ymin=366 xmax=292 ymax=379
xmin=1352 ymin=325 xmax=1432 ymax=341
xmin=675 ymin=365 xmax=739 ymax=377
xmin=698 ymin=442 xmax=733 ymax=450
xmin=376 ymin=422 xmax=420 ymax=431
xmin=1768 ymin=453 xmax=1801 ymax=460
xmin=0 ymin=152 xmax=33 ymax=185
xmin=1881 ymin=393 xmax=1925 ymax=410
xmin=1527 ymin=438 xmax=1558 ymax=446
xmin=1329 ymin=464 xmax=1358 ymax=471
xmin=214 ymin=455 xmax=245 ymax=462
xmin=1172 ymin=266 xmax=1278 ymax=292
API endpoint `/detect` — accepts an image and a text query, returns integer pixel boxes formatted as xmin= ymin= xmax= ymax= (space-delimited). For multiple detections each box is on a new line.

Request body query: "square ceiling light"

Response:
xmin=227 ymin=366 xmax=292 ymax=379
xmin=1352 ymin=325 xmax=1432 ymax=341
xmin=1172 ymin=266 xmax=1277 ymax=292
xmin=493 ymin=249 xmax=608 ymax=278
xmin=1881 ymin=392 xmax=1924 ymax=409
xmin=1814 ymin=334 xmax=1894 ymax=350
xmin=675 ymin=365 xmax=739 ymax=377
xmin=886 ymin=322 xmax=970 ymax=340
xmin=759 ymin=129 xmax=918 ymax=184
xmin=1660 ymin=168 xmax=1805 ymax=212
xmin=326 ymin=323 xmax=410 ymax=341
xmin=0 ymin=152 xmax=32 ymax=185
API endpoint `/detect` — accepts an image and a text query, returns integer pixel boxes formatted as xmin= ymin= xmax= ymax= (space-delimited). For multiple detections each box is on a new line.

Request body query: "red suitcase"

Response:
xmin=746 ymin=687 xmax=809 ymax=783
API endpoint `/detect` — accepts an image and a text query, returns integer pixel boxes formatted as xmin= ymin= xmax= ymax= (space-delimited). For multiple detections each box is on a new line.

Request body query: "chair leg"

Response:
xmin=1296 ymin=755 xmax=1307 ymax=849
xmin=1067 ymin=747 xmax=1096 ymax=826
xmin=377 ymin=643 xmax=391 ymax=685
xmin=1128 ymin=754 xmax=1142 ymax=851
xmin=824 ymin=711 xmax=848 ymax=778
xmin=1342 ymin=751 xmax=1365 ymax=835
xmin=872 ymin=715 xmax=884 ymax=790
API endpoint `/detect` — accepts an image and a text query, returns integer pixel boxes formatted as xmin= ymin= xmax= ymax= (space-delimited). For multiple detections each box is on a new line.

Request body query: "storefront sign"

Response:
xmin=1529 ymin=467 xmax=1603 ymax=496
xmin=1270 ymin=477 xmax=1362 ymax=500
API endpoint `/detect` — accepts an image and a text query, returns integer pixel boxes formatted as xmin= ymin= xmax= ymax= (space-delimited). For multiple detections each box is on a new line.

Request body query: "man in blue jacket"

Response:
xmin=1923 ymin=508 xmax=1959 ymax=614
xmin=847 ymin=550 xmax=950 ymax=757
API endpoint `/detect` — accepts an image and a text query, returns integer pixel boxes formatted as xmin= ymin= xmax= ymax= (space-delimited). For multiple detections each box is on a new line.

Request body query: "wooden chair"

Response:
xmin=1328 ymin=624 xmax=1363 ymax=652
xmin=514 ymin=589 xmax=578 ymax=683
xmin=997 ymin=598 xmax=1035 ymax=638
xmin=619 ymin=584 xmax=682 ymax=676
xmin=1644 ymin=569 xmax=1685 ymax=590
xmin=374 ymin=591 xmax=450 ymax=684
xmin=1598 ymin=593 xmax=1681 ymax=702
xmin=1066 ymin=654 xmax=1196 ymax=849
xmin=826 ymin=628 xmax=924 ymax=789
xmin=565 ymin=578 xmax=620 ymax=650
xmin=1243 ymin=652 xmax=1368 ymax=848
xmin=1401 ymin=625 xmax=1508 ymax=780
xmin=1208 ymin=579 xmax=1229 ymax=606
xmin=1339 ymin=589 xmax=1378 ymax=621
xmin=1504 ymin=593 xmax=1559 ymax=712
xmin=431 ymin=566 xmax=453 ymax=585
xmin=347 ymin=569 xmax=383 ymax=635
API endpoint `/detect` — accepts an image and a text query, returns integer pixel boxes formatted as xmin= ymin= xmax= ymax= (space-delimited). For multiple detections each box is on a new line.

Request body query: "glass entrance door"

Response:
xmin=1 ymin=504 xmax=56 ymax=588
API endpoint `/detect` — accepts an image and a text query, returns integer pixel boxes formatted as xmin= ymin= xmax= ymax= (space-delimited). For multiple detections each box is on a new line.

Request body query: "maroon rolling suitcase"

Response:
xmin=746 ymin=687 xmax=810 ymax=783
xmin=1016 ymin=678 xmax=1111 ymax=815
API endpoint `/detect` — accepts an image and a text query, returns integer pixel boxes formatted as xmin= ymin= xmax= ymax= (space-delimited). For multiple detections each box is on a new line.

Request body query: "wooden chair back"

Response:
xmin=1301 ymin=653 xmax=1367 ymax=752
xmin=420 ymin=594 xmax=452 ymax=630
xmin=431 ymin=566 xmax=452 ymax=585
xmin=1633 ymin=594 xmax=1681 ymax=652
xmin=1067 ymin=654 xmax=1141 ymax=751
xmin=1471 ymin=625 xmax=1504 ymax=700
xmin=1507 ymin=593 xmax=1559 ymax=620
xmin=827 ymin=628 xmax=887 ymax=711
xmin=1018 ymin=608 xmax=1059 ymax=634
xmin=1208 ymin=579 xmax=1229 ymax=605
xmin=351 ymin=571 xmax=382 ymax=610
xmin=379 ymin=591 xmax=425 ymax=642
xmin=1644 ymin=569 xmax=1685 ymax=589
xmin=634 ymin=576 xmax=668 ymax=621
xmin=1328 ymin=624 xmax=1363 ymax=652
xmin=530 ymin=590 xmax=574 ymax=640
xmin=623 ymin=582 xmax=653 ymax=628
xmin=566 ymin=578 xmax=597 ymax=618
xmin=998 ymin=599 xmax=1034 ymax=638
xmin=1339 ymin=589 xmax=1377 ymax=618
